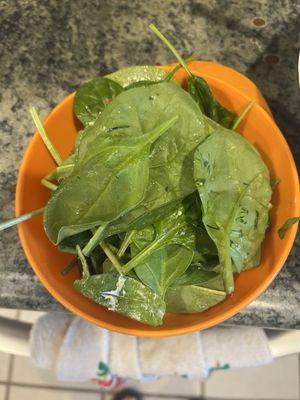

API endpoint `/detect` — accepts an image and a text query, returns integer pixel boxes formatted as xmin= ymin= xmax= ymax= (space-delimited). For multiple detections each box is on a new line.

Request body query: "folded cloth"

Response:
xmin=202 ymin=326 xmax=272 ymax=372
xmin=139 ymin=332 xmax=207 ymax=380
xmin=110 ymin=332 xmax=142 ymax=380
xmin=55 ymin=317 xmax=109 ymax=382
xmin=30 ymin=314 xmax=273 ymax=384
xmin=30 ymin=312 xmax=73 ymax=370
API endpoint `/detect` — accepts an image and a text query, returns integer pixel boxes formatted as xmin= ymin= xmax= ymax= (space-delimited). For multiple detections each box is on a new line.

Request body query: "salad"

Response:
xmin=2 ymin=25 xmax=297 ymax=327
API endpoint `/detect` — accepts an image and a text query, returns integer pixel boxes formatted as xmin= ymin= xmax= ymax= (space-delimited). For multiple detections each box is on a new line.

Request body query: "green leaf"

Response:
xmin=123 ymin=58 xmax=193 ymax=90
xmin=51 ymin=83 xmax=207 ymax=242
xmin=236 ymin=247 xmax=261 ymax=271
xmin=58 ymin=230 xmax=92 ymax=254
xmin=194 ymin=127 xmax=272 ymax=293
xmin=107 ymin=65 xmax=169 ymax=87
xmin=123 ymin=195 xmax=202 ymax=273
xmin=74 ymin=77 xmax=123 ymax=125
xmin=73 ymin=274 xmax=166 ymax=326
xmin=149 ymin=24 xmax=236 ymax=129
xmin=102 ymin=258 xmax=115 ymax=273
xmin=104 ymin=198 xmax=182 ymax=239
xmin=89 ymin=246 xmax=106 ymax=275
xmin=117 ymin=230 xmax=136 ymax=257
xmin=171 ymin=265 xmax=217 ymax=287
xmin=200 ymin=273 xmax=225 ymax=291
xmin=166 ymin=284 xmax=226 ymax=313
xmin=133 ymin=244 xmax=194 ymax=297
xmin=278 ymin=217 xmax=300 ymax=239
xmin=188 ymin=76 xmax=236 ymax=128
xmin=44 ymin=101 xmax=178 ymax=245
xmin=125 ymin=80 xmax=157 ymax=90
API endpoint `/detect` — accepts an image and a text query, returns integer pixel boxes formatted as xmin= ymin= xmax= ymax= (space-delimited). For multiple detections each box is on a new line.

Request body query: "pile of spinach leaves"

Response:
xmin=1 ymin=25 xmax=276 ymax=327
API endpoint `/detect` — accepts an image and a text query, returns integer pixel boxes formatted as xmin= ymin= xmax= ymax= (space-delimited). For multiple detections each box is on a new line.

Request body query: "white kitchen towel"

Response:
xmin=55 ymin=317 xmax=109 ymax=381
xmin=30 ymin=314 xmax=273 ymax=383
xmin=110 ymin=332 xmax=142 ymax=380
xmin=139 ymin=332 xmax=208 ymax=379
xmin=202 ymin=326 xmax=273 ymax=371
xmin=30 ymin=312 xmax=73 ymax=370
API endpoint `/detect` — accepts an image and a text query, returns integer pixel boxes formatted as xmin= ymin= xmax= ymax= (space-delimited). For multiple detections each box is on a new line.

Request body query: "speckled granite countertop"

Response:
xmin=0 ymin=0 xmax=299 ymax=329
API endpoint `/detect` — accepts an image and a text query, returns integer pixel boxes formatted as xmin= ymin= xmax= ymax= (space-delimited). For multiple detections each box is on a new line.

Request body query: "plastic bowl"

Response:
xmin=16 ymin=62 xmax=299 ymax=337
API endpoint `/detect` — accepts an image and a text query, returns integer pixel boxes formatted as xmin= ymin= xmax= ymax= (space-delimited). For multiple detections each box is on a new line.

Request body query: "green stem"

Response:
xmin=61 ymin=257 xmax=78 ymax=276
xmin=164 ymin=54 xmax=196 ymax=82
xmin=45 ymin=168 xmax=57 ymax=181
xmin=82 ymin=225 xmax=107 ymax=257
xmin=122 ymin=233 xmax=168 ymax=274
xmin=100 ymin=240 xmax=123 ymax=275
xmin=220 ymin=238 xmax=234 ymax=294
xmin=41 ymin=178 xmax=58 ymax=191
xmin=30 ymin=107 xmax=62 ymax=165
xmin=149 ymin=24 xmax=193 ymax=79
xmin=45 ymin=163 xmax=74 ymax=182
xmin=56 ymin=164 xmax=74 ymax=176
xmin=76 ymin=245 xmax=90 ymax=279
xmin=117 ymin=230 xmax=136 ymax=257
xmin=232 ymin=100 xmax=255 ymax=130
xmin=0 ymin=207 xmax=44 ymax=232
xmin=107 ymin=242 xmax=120 ymax=255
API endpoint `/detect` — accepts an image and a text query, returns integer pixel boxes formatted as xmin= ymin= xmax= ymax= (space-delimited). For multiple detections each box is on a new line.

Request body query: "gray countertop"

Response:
xmin=0 ymin=0 xmax=299 ymax=329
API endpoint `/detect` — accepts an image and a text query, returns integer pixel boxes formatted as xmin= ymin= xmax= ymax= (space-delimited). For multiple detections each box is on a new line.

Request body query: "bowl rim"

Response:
xmin=15 ymin=64 xmax=299 ymax=337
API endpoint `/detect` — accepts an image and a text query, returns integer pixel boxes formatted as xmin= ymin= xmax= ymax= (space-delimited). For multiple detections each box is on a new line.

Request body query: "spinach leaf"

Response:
xmin=166 ymin=284 xmax=226 ymax=313
xmin=74 ymin=77 xmax=123 ymax=126
xmin=200 ymin=273 xmax=225 ymax=291
xmin=58 ymin=230 xmax=92 ymax=254
xmin=100 ymin=200 xmax=182 ymax=242
xmin=125 ymin=80 xmax=157 ymax=90
xmin=194 ymin=127 xmax=272 ymax=293
xmin=234 ymin=247 xmax=261 ymax=272
xmin=74 ymin=274 xmax=166 ymax=326
xmin=124 ymin=193 xmax=217 ymax=270
xmin=44 ymin=112 xmax=178 ymax=245
xmin=69 ymin=82 xmax=207 ymax=243
xmin=278 ymin=217 xmax=300 ymax=239
xmin=107 ymin=65 xmax=169 ymax=87
xmin=133 ymin=240 xmax=193 ymax=297
xmin=89 ymin=246 xmax=106 ymax=275
xmin=149 ymin=24 xmax=236 ymax=129
xmin=102 ymin=258 xmax=115 ymax=273
xmin=76 ymin=82 xmax=205 ymax=174
xmin=47 ymin=81 xmax=206 ymax=247
xmin=170 ymin=265 xmax=217 ymax=287
xmin=187 ymin=76 xmax=236 ymax=128
xmin=123 ymin=58 xmax=194 ymax=90
xmin=122 ymin=196 xmax=200 ymax=274
xmin=117 ymin=230 xmax=136 ymax=257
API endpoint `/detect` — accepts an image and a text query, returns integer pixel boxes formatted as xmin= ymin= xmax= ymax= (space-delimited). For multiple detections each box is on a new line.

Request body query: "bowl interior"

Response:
xmin=16 ymin=63 xmax=299 ymax=337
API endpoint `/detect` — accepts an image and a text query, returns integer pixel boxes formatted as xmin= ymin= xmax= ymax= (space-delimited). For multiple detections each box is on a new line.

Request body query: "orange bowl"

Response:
xmin=16 ymin=62 xmax=299 ymax=337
